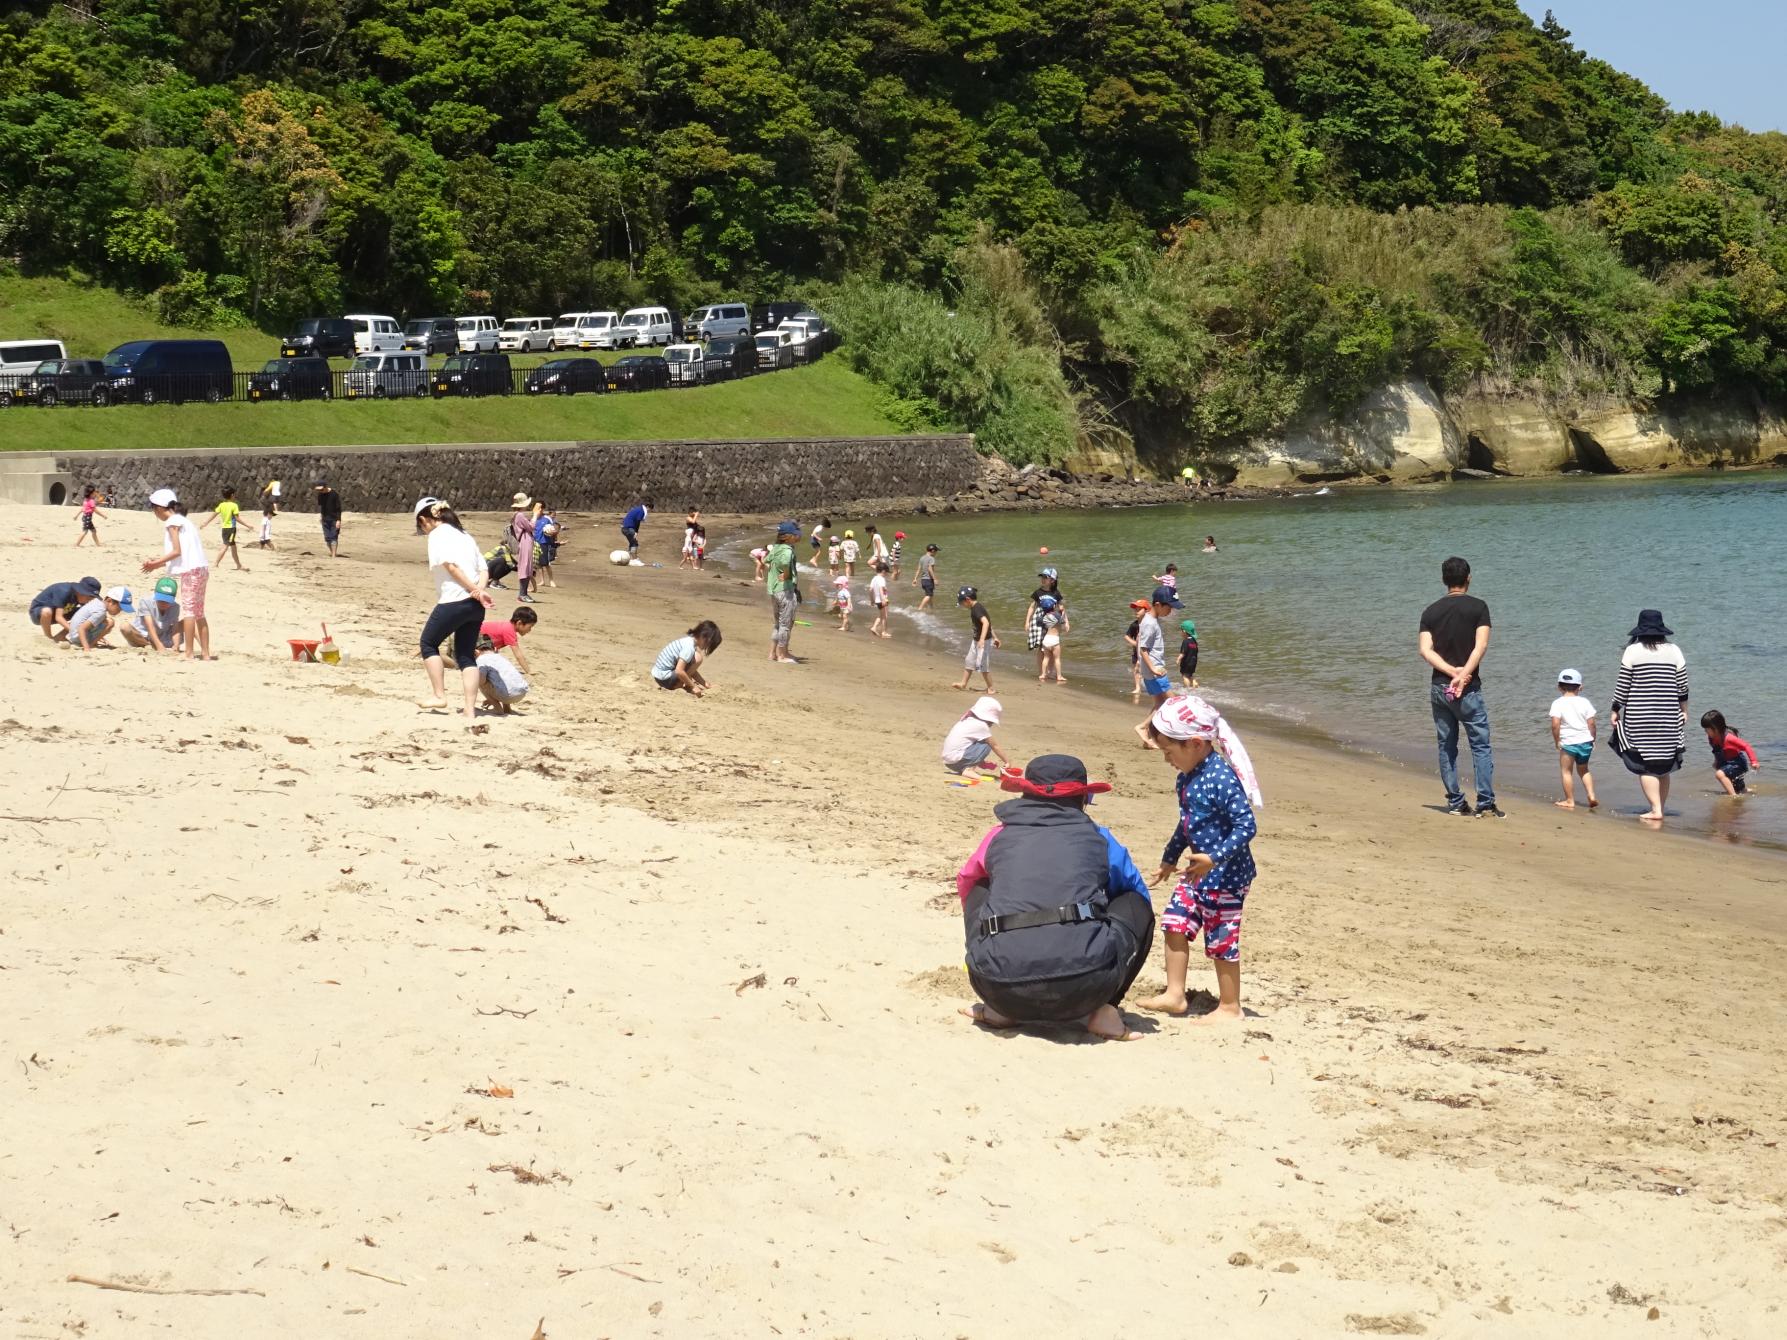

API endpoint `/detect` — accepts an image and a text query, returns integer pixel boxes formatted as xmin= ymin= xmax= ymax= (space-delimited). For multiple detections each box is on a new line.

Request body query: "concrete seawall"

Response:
xmin=3 ymin=435 xmax=982 ymax=512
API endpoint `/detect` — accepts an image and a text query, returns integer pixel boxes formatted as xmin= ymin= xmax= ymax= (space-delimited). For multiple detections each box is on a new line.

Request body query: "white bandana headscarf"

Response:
xmin=1150 ymin=695 xmax=1263 ymax=807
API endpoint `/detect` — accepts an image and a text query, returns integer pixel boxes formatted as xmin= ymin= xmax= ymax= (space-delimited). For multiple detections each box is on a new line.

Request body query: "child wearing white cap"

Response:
xmin=66 ymin=587 xmax=130 ymax=651
xmin=833 ymin=575 xmax=853 ymax=633
xmin=1137 ymin=695 xmax=1263 ymax=1023
xmin=1549 ymin=669 xmax=1599 ymax=810
xmin=941 ymin=697 xmax=1010 ymax=775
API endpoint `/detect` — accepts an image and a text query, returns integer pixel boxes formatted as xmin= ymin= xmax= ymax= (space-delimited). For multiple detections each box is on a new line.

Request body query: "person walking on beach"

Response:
xmin=869 ymin=561 xmax=891 ymax=639
xmin=1138 ymin=696 xmax=1262 ymax=1024
xmin=413 ymin=497 xmax=493 ymax=723
xmin=955 ymin=756 xmax=1155 ymax=1042
xmin=766 ymin=521 xmax=800 ymax=663
xmin=1549 ymin=670 xmax=1598 ymax=811
xmin=139 ymin=488 xmax=212 ymax=661
xmin=256 ymin=495 xmax=275 ymax=549
xmin=621 ymin=497 xmax=651 ymax=560
xmin=914 ymin=544 xmax=940 ymax=610
xmin=509 ymin=493 xmax=538 ymax=604
xmin=1124 ymin=600 xmax=1147 ymax=698
xmin=1131 ymin=585 xmax=1180 ymax=744
xmin=1609 ymin=609 xmax=1689 ymax=825
xmin=1025 ymin=568 xmax=1067 ymax=682
xmin=314 ymin=481 xmax=343 ymax=558
xmin=74 ymin=486 xmax=107 ymax=547
xmin=953 ymin=587 xmax=999 ymax=692
xmin=198 ymin=488 xmax=249 ymax=571
xmin=1418 ymin=557 xmax=1499 ymax=818
xmin=1702 ymin=710 xmax=1760 ymax=798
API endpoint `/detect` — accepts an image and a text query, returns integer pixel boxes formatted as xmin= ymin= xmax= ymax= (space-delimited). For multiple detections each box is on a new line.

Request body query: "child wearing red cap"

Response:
xmin=889 ymin=531 xmax=906 ymax=580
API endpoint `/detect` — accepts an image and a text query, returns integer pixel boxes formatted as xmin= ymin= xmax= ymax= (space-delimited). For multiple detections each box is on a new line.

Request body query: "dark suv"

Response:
xmin=607 ymin=354 xmax=670 ymax=391
xmin=18 ymin=359 xmax=113 ymax=407
xmin=281 ymin=317 xmax=355 ymax=359
xmin=404 ymin=317 xmax=459 ymax=355
xmin=704 ymin=336 xmax=756 ymax=381
xmin=248 ymin=356 xmax=333 ymax=401
xmin=433 ymin=352 xmax=513 ymax=397
xmin=524 ymin=358 xmax=609 ymax=396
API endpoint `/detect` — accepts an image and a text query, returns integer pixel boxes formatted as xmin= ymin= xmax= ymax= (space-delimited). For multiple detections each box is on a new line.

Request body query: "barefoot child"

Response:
xmin=1131 ymin=586 xmax=1179 ymax=743
xmin=869 ymin=561 xmax=891 ymax=638
xmin=256 ymin=497 xmax=275 ymax=549
xmin=1036 ymin=595 xmax=1063 ymax=681
xmin=474 ymin=635 xmax=529 ymax=714
xmin=952 ymin=587 xmax=999 ymax=692
xmin=199 ymin=488 xmax=249 ymax=571
xmin=1125 ymin=600 xmax=1147 ymax=698
xmin=1549 ymin=669 xmax=1599 ymax=810
xmin=1178 ymin=619 xmax=1200 ymax=690
xmin=481 ymin=606 xmax=538 ymax=676
xmin=956 ymin=756 xmax=1155 ymax=1042
xmin=941 ymin=696 xmax=1010 ymax=774
xmin=1702 ymin=710 xmax=1760 ymax=797
xmin=75 ymin=486 xmax=107 ymax=547
xmin=833 ymin=575 xmax=853 ymax=632
xmin=841 ymin=530 xmax=860 ymax=577
xmin=1138 ymin=696 xmax=1263 ymax=1024
xmin=914 ymin=543 xmax=940 ymax=610
xmin=651 ymin=620 xmax=723 ymax=696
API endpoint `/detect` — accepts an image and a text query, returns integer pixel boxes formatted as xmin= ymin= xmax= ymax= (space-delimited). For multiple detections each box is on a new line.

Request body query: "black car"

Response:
xmin=102 ymin=339 xmax=234 ymax=404
xmin=18 ymin=358 xmax=113 ymax=407
xmin=404 ymin=317 xmax=459 ymax=355
xmin=432 ymin=352 xmax=513 ymax=397
xmin=281 ymin=317 xmax=355 ymax=359
xmin=704 ymin=337 xmax=757 ymax=381
xmin=607 ymin=354 xmax=670 ymax=391
xmin=753 ymin=301 xmax=809 ymax=334
xmin=248 ymin=356 xmax=333 ymax=401
xmin=524 ymin=358 xmax=609 ymax=396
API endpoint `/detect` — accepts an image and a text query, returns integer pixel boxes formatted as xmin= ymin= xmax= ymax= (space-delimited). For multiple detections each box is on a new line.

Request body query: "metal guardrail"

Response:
xmin=0 ymin=332 xmax=839 ymax=410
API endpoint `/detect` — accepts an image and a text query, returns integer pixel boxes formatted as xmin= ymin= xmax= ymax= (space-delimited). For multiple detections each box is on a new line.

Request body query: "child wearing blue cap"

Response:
xmin=1036 ymin=594 xmax=1063 ymax=682
xmin=1133 ymin=585 xmax=1182 ymax=745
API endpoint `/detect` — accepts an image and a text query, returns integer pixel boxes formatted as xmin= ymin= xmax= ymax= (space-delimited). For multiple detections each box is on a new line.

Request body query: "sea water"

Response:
xmin=841 ymin=471 xmax=1784 ymax=850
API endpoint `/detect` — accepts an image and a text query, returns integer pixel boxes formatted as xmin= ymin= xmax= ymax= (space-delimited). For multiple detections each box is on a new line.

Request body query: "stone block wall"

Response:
xmin=51 ymin=436 xmax=982 ymax=514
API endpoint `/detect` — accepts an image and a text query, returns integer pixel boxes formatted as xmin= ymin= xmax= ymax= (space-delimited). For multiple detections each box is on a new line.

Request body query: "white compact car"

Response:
xmin=498 ymin=317 xmax=552 ymax=352
xmin=344 ymin=314 xmax=404 ymax=355
xmin=454 ymin=315 xmax=499 ymax=353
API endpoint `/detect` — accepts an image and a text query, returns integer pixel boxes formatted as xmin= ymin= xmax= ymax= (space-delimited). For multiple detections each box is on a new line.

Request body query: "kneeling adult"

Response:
xmin=955 ymin=755 xmax=1154 ymax=1041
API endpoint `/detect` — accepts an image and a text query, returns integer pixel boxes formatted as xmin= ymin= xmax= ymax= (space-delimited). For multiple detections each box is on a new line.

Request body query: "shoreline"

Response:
xmin=6 ymin=500 xmax=1785 ymax=1335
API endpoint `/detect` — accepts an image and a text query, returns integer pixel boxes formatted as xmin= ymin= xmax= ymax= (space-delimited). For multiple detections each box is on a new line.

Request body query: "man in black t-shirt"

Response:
xmin=1418 ymin=556 xmax=1500 ymax=817
xmin=315 ymin=481 xmax=343 ymax=558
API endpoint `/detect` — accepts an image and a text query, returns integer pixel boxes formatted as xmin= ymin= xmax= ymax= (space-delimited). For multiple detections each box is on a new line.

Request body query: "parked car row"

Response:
xmin=0 ymin=312 xmax=836 ymax=408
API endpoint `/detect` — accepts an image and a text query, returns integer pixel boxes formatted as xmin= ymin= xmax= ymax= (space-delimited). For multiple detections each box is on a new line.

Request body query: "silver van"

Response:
xmin=688 ymin=302 xmax=750 ymax=341
xmin=343 ymin=351 xmax=428 ymax=399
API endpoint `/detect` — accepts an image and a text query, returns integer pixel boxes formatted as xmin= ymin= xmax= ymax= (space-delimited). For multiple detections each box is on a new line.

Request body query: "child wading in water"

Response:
xmin=1138 ymin=695 xmax=1263 ymax=1023
xmin=75 ymin=486 xmax=108 ymax=547
xmin=1702 ymin=710 xmax=1761 ymax=797
xmin=833 ymin=575 xmax=853 ymax=632
xmin=1124 ymin=599 xmax=1147 ymax=698
xmin=1548 ymin=668 xmax=1598 ymax=810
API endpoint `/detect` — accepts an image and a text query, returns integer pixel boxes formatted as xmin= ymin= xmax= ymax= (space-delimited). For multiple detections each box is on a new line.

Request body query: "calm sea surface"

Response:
xmin=761 ymin=471 xmax=1786 ymax=850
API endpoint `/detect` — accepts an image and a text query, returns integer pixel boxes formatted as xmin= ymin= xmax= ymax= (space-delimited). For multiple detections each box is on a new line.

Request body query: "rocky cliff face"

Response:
xmin=1227 ymin=382 xmax=1787 ymax=486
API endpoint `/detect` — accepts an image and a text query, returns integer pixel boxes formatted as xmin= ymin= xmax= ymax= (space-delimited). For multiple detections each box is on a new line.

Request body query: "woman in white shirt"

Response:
xmin=414 ymin=497 xmax=492 ymax=722
xmin=139 ymin=486 xmax=212 ymax=660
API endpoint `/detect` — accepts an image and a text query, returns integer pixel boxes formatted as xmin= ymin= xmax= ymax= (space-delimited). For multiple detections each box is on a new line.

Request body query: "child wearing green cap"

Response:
xmin=1178 ymin=619 xmax=1199 ymax=689
xmin=122 ymin=577 xmax=182 ymax=652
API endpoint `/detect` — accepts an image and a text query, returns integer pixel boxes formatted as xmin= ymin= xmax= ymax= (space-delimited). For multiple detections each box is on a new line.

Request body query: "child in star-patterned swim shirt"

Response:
xmin=1136 ymin=695 xmax=1262 ymax=1023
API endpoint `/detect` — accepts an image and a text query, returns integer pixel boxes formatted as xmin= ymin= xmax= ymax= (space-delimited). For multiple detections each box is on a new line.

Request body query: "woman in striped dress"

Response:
xmin=1609 ymin=609 xmax=1689 ymax=825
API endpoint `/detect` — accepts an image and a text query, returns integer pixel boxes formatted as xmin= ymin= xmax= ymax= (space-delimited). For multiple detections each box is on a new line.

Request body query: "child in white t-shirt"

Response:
xmin=841 ymin=531 xmax=860 ymax=575
xmin=1548 ymin=668 xmax=1598 ymax=810
xmin=868 ymin=562 xmax=891 ymax=639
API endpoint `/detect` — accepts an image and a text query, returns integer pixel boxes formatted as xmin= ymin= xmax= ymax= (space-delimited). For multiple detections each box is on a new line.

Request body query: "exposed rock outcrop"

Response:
xmin=1230 ymin=382 xmax=1462 ymax=486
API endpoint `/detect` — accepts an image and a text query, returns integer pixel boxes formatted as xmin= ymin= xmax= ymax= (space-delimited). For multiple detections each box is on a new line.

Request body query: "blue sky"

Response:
xmin=1516 ymin=1 xmax=1785 ymax=133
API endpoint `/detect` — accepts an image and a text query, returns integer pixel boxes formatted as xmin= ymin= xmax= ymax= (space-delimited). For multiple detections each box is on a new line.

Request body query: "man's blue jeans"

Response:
xmin=1431 ymin=682 xmax=1494 ymax=810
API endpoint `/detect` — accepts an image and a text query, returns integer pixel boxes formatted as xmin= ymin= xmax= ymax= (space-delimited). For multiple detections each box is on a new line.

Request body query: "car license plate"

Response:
xmin=249 ymin=390 xmax=261 ymax=400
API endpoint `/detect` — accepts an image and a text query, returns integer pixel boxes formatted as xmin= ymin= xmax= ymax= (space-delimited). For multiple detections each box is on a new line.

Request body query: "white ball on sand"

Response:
xmin=609 ymin=549 xmax=632 ymax=566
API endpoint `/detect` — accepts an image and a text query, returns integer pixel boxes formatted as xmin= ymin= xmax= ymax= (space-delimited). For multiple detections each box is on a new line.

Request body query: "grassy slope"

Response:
xmin=0 ymin=274 xmax=904 ymax=449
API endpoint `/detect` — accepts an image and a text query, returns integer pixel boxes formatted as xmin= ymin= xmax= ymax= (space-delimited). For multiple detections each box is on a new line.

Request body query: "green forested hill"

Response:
xmin=3 ymin=1 xmax=1785 ymax=464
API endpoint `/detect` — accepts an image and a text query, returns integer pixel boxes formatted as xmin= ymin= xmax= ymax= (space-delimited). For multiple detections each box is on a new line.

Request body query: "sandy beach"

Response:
xmin=4 ymin=499 xmax=1785 ymax=1339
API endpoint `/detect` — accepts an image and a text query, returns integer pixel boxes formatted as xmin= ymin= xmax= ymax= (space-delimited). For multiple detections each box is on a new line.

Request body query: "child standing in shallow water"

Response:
xmin=1549 ymin=669 xmax=1598 ymax=810
xmin=1702 ymin=710 xmax=1760 ymax=797
xmin=1137 ymin=696 xmax=1262 ymax=1024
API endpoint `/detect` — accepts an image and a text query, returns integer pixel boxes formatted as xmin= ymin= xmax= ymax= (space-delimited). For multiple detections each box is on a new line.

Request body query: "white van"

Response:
xmin=344 ymin=314 xmax=404 ymax=355
xmin=620 ymin=306 xmax=673 ymax=347
xmin=343 ymin=350 xmax=428 ymax=399
xmin=572 ymin=311 xmax=629 ymax=350
xmin=775 ymin=319 xmax=812 ymax=360
xmin=1 ymin=338 xmax=69 ymax=378
xmin=498 ymin=317 xmax=552 ymax=352
xmin=687 ymin=302 xmax=750 ymax=341
xmin=548 ymin=313 xmax=588 ymax=351
xmin=454 ymin=315 xmax=499 ymax=353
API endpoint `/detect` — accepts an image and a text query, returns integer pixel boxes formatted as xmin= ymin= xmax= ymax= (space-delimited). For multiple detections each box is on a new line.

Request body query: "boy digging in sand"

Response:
xmin=1548 ymin=669 xmax=1599 ymax=810
xmin=1138 ymin=696 xmax=1262 ymax=1024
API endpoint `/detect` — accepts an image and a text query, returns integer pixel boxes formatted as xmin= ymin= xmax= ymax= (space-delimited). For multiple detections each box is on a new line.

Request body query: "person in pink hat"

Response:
xmin=1136 ymin=695 xmax=1262 ymax=1023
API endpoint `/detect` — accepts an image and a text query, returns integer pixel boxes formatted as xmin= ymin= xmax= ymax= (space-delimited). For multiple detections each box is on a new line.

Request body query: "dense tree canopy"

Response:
xmin=3 ymin=0 xmax=1785 ymax=462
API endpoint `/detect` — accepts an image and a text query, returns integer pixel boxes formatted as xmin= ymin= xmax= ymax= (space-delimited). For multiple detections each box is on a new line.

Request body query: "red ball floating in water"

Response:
xmin=1039 ymin=546 xmax=1050 ymax=555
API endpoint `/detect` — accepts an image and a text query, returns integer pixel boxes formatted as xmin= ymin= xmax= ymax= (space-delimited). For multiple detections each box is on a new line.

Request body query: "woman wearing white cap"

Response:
xmin=139 ymin=488 xmax=211 ymax=660
xmin=1136 ymin=695 xmax=1263 ymax=1023
xmin=941 ymin=696 xmax=1010 ymax=775
xmin=413 ymin=497 xmax=493 ymax=722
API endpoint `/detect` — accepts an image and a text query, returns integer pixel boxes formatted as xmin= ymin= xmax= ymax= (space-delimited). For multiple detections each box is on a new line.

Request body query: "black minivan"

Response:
xmin=102 ymin=340 xmax=234 ymax=405
xmin=281 ymin=317 xmax=355 ymax=359
xmin=432 ymin=352 xmax=513 ymax=397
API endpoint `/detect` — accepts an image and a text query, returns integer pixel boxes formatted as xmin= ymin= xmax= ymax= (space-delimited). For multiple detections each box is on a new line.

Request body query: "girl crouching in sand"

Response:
xmin=1138 ymin=696 xmax=1262 ymax=1024
xmin=652 ymin=621 xmax=722 ymax=696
